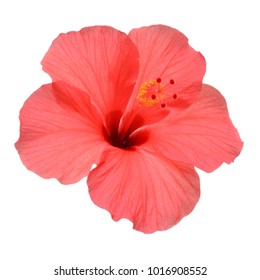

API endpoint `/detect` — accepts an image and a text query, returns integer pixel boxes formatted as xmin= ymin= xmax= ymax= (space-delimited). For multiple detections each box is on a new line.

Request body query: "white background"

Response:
xmin=1 ymin=0 xmax=259 ymax=279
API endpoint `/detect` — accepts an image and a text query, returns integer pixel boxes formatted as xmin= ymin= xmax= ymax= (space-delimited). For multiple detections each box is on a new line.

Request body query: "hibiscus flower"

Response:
xmin=15 ymin=25 xmax=243 ymax=233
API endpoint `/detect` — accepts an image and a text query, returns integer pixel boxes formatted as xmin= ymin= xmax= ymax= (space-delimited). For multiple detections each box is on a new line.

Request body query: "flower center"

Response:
xmin=103 ymin=111 xmax=149 ymax=150
xmin=136 ymin=77 xmax=177 ymax=108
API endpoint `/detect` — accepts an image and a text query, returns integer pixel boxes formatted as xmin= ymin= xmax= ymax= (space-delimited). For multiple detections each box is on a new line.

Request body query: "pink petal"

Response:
xmin=42 ymin=26 xmax=139 ymax=116
xmin=88 ymin=147 xmax=200 ymax=233
xmin=128 ymin=25 xmax=206 ymax=108
xmin=15 ymin=82 xmax=108 ymax=184
xmin=144 ymin=84 xmax=243 ymax=172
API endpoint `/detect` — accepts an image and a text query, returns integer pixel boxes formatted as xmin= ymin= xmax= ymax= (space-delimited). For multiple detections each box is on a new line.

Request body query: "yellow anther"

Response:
xmin=136 ymin=80 xmax=165 ymax=107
